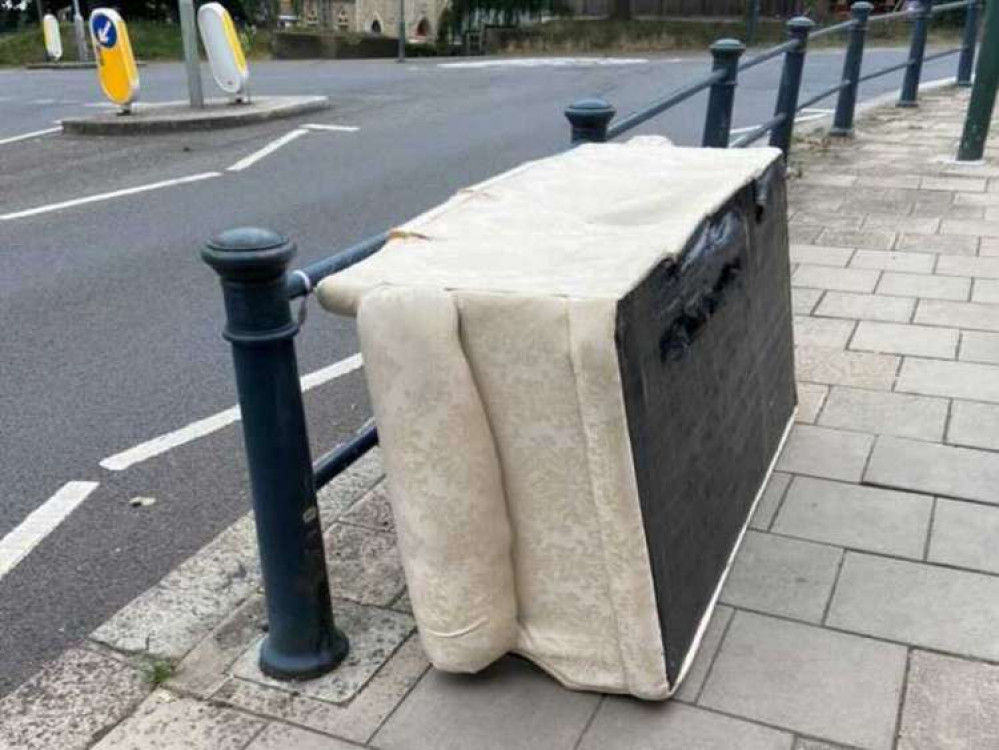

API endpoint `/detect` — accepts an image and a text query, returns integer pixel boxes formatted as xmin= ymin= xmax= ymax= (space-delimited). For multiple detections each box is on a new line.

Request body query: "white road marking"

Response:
xmin=32 ymin=98 xmax=56 ymax=104
xmin=227 ymin=128 xmax=309 ymax=172
xmin=439 ymin=57 xmax=653 ymax=69
xmin=0 ymin=172 xmax=221 ymax=221
xmin=729 ymin=108 xmax=835 ymax=137
xmin=303 ymin=123 xmax=360 ymax=133
xmin=100 ymin=353 xmax=364 ymax=471
xmin=0 ymin=126 xmax=61 ymax=146
xmin=0 ymin=481 xmax=99 ymax=581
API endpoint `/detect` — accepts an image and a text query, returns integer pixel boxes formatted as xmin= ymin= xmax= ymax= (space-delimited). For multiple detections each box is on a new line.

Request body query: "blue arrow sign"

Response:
xmin=91 ymin=12 xmax=117 ymax=49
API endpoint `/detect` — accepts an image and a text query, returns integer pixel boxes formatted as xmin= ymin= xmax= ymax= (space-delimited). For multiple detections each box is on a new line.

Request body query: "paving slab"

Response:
xmin=940 ymin=219 xmax=999 ymax=238
xmin=916 ymin=299 xmax=999 ymax=332
xmin=0 ymin=648 xmax=149 ymax=750
xmin=878 ymin=272 xmax=971 ymax=302
xmin=793 ymin=316 xmax=856 ymax=348
xmin=814 ymin=291 xmax=915 ymax=323
xmin=865 ymin=435 xmax=999 ymax=504
xmin=850 ymin=250 xmax=934 ymax=274
xmin=971 ymin=278 xmax=999 ymax=303
xmin=792 ymin=288 xmax=824 ymax=315
xmin=340 ymin=483 xmax=394 ymax=534
xmin=896 ymin=357 xmax=999 ymax=403
xmin=863 ymin=215 xmax=940 ymax=234
xmin=325 ymin=524 xmax=405 ymax=607
xmin=675 ymin=605 xmax=734 ymax=702
xmin=784 ymin=473 xmax=931 ymax=553
xmin=817 ymin=386 xmax=946 ymax=441
xmin=792 ymin=265 xmax=881 ymax=293
xmin=246 ymin=724 xmax=358 ymax=750
xmin=850 ymin=321 xmax=958 ymax=359
xmin=578 ymin=700 xmax=794 ymax=750
xmin=91 ymin=690 xmax=266 ymax=750
xmin=720 ymin=531 xmax=841 ymax=622
xmin=232 ymin=600 xmax=414 ymax=705
xmin=775 ymin=424 xmax=874 ymax=482
xmin=61 ymin=96 xmax=330 ymax=135
xmin=827 ymin=552 xmax=999 ymax=661
xmin=817 ymin=229 xmax=895 ymax=251
xmin=928 ymin=498 xmax=999 ymax=575
xmin=937 ymin=255 xmax=999 ymax=279
xmin=898 ymin=650 xmax=999 ymax=750
xmin=372 ymin=657 xmax=599 ymax=750
xmin=958 ymin=330 xmax=999 ymax=365
xmin=794 ymin=346 xmax=899 ymax=390
xmin=795 ymin=383 xmax=828 ymax=424
xmin=790 ymin=245 xmax=855 ymax=267
xmin=948 ymin=399 xmax=999 ymax=450
xmin=699 ymin=612 xmax=907 ymax=750
xmin=750 ymin=472 xmax=792 ymax=532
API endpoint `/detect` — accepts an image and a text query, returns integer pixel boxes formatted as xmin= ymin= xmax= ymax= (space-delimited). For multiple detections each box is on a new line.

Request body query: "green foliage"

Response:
xmin=145 ymin=660 xmax=175 ymax=687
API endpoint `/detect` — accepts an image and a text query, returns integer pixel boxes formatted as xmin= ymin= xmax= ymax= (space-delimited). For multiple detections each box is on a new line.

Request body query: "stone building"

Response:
xmin=285 ymin=0 xmax=444 ymax=39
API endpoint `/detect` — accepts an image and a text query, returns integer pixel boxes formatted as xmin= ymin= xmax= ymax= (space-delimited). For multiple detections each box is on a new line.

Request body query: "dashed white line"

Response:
xmin=227 ymin=128 xmax=309 ymax=172
xmin=100 ymin=353 xmax=364 ymax=471
xmin=303 ymin=123 xmax=360 ymax=133
xmin=0 ymin=126 xmax=61 ymax=146
xmin=439 ymin=57 xmax=654 ymax=69
xmin=0 ymin=481 xmax=99 ymax=581
xmin=0 ymin=172 xmax=222 ymax=221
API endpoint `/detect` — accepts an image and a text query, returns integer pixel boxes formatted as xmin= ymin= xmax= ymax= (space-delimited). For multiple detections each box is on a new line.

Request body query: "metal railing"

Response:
xmin=201 ymin=0 xmax=982 ymax=682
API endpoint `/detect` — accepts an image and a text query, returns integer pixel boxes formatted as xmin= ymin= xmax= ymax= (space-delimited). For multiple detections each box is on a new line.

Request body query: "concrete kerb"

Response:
xmin=59 ymin=95 xmax=330 ymax=135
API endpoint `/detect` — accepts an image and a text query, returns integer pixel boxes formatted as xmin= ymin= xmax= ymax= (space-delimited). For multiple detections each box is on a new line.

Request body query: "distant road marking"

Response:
xmin=0 ymin=126 xmax=61 ymax=146
xmin=729 ymin=109 xmax=834 ymax=137
xmin=304 ymin=123 xmax=360 ymax=133
xmin=32 ymin=98 xmax=56 ymax=104
xmin=0 ymin=481 xmax=99 ymax=581
xmin=0 ymin=172 xmax=221 ymax=221
xmin=439 ymin=57 xmax=652 ymax=69
xmin=227 ymin=128 xmax=309 ymax=172
xmin=101 ymin=353 xmax=364 ymax=471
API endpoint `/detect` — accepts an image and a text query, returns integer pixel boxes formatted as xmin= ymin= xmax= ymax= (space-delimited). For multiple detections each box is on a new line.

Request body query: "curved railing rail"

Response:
xmin=202 ymin=0 xmax=983 ymax=681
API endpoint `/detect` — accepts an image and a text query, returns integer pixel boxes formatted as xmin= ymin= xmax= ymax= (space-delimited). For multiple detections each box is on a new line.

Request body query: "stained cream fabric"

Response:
xmin=319 ymin=141 xmax=784 ymax=700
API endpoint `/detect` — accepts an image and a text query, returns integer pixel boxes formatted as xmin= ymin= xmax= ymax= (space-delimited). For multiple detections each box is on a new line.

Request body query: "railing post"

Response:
xmin=702 ymin=39 xmax=746 ymax=148
xmin=899 ymin=0 xmax=931 ymax=107
xmin=830 ymin=2 xmax=873 ymax=137
xmin=202 ymin=227 xmax=349 ymax=681
xmin=769 ymin=17 xmax=814 ymax=156
xmin=958 ymin=0 xmax=999 ymax=160
xmin=957 ymin=0 xmax=981 ymax=87
xmin=564 ymin=98 xmax=616 ymax=144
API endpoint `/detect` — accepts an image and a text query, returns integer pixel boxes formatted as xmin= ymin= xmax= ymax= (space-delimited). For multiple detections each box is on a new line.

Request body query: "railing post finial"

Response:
xmin=702 ymin=38 xmax=746 ymax=148
xmin=898 ymin=0 xmax=932 ymax=107
xmin=769 ymin=16 xmax=814 ymax=156
xmin=202 ymin=227 xmax=349 ymax=681
xmin=831 ymin=1 xmax=873 ymax=137
xmin=565 ymin=98 xmax=616 ymax=144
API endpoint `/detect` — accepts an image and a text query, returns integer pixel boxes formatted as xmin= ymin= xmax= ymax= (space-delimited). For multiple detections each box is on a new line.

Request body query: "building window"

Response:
xmin=371 ymin=19 xmax=382 ymax=33
xmin=415 ymin=17 xmax=430 ymax=37
xmin=337 ymin=8 xmax=349 ymax=29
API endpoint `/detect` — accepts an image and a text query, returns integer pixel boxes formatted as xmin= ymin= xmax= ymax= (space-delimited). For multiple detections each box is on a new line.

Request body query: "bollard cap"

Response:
xmin=565 ymin=97 xmax=616 ymax=120
xmin=710 ymin=38 xmax=746 ymax=57
xmin=787 ymin=16 xmax=816 ymax=32
xmin=202 ymin=226 xmax=297 ymax=281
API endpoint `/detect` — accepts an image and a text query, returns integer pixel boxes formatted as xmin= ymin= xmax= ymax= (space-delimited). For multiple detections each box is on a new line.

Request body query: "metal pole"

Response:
xmin=957 ymin=0 xmax=980 ymax=87
xmin=745 ymin=0 xmax=761 ymax=47
xmin=71 ymin=0 xmax=88 ymax=62
xmin=831 ymin=1 xmax=873 ymax=137
xmin=564 ymin=98 xmax=616 ymax=143
xmin=179 ymin=0 xmax=204 ymax=108
xmin=958 ymin=0 xmax=999 ymax=160
xmin=769 ymin=17 xmax=814 ymax=156
xmin=703 ymin=38 xmax=746 ymax=148
xmin=202 ymin=227 xmax=349 ymax=681
xmin=898 ymin=0 xmax=931 ymax=107
xmin=397 ymin=0 xmax=405 ymax=62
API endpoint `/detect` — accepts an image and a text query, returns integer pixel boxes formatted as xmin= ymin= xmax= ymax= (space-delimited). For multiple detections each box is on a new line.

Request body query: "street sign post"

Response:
xmin=179 ymin=0 xmax=204 ymax=108
xmin=89 ymin=9 xmax=139 ymax=112
xmin=197 ymin=3 xmax=250 ymax=102
xmin=42 ymin=14 xmax=62 ymax=62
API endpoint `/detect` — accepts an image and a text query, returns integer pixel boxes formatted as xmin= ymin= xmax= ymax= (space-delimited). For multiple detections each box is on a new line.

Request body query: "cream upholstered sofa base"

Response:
xmin=318 ymin=141 xmax=793 ymax=700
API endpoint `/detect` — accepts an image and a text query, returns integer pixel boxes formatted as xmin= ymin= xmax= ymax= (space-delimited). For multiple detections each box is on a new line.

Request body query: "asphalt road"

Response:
xmin=0 ymin=47 xmax=964 ymax=696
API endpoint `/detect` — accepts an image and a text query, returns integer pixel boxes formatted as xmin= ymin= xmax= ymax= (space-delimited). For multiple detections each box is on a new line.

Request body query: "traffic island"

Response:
xmin=59 ymin=95 xmax=330 ymax=135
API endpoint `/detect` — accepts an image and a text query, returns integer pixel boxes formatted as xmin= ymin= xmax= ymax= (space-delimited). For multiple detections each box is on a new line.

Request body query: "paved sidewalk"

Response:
xmin=4 ymin=85 xmax=999 ymax=750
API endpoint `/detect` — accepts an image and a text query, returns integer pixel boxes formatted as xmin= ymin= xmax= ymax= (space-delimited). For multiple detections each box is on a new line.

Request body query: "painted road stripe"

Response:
xmin=101 ymin=353 xmax=364 ymax=471
xmin=729 ymin=109 xmax=834 ymax=137
xmin=0 ymin=481 xmax=99 ymax=581
xmin=0 ymin=172 xmax=221 ymax=221
xmin=0 ymin=126 xmax=61 ymax=146
xmin=303 ymin=123 xmax=360 ymax=133
xmin=227 ymin=128 xmax=309 ymax=172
